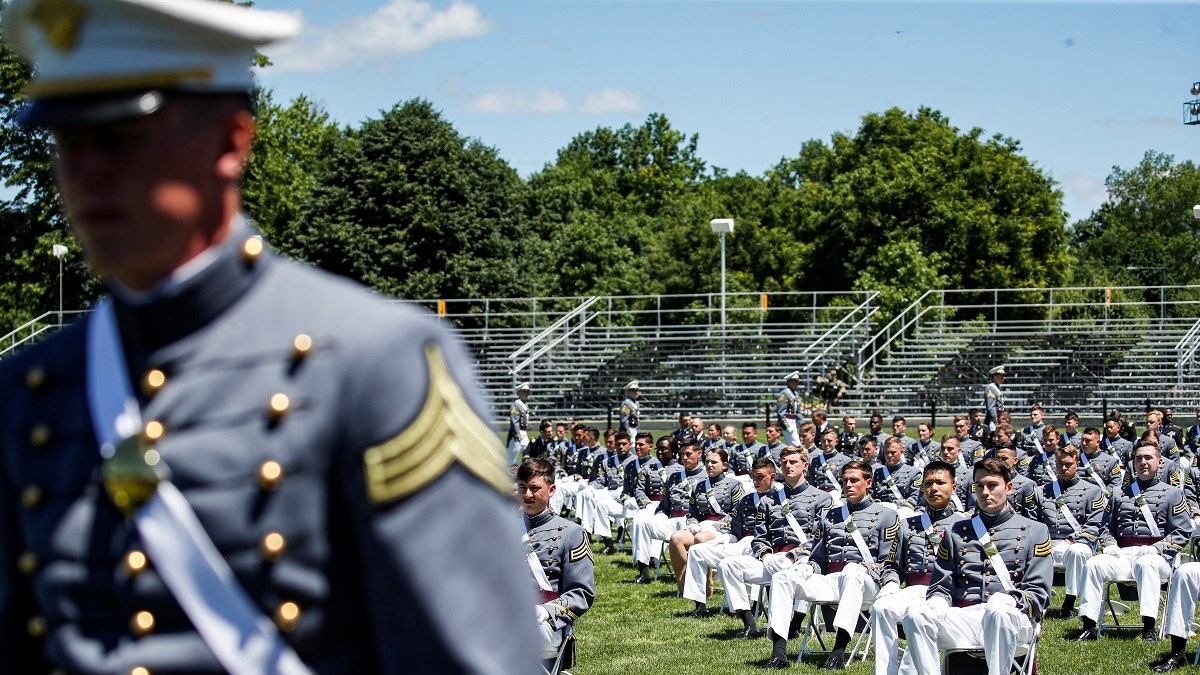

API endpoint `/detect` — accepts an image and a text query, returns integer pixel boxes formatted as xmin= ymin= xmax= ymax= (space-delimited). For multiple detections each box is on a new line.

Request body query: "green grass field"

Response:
xmin=570 ymin=545 xmax=1188 ymax=675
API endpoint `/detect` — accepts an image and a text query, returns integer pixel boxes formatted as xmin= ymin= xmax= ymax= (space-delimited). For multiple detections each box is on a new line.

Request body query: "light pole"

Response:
xmin=1125 ymin=264 xmax=1167 ymax=322
xmin=710 ymin=218 xmax=734 ymax=410
xmin=51 ymin=244 xmax=67 ymax=326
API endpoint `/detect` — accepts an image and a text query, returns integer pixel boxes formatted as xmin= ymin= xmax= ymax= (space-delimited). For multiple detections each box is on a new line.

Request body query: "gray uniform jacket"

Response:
xmin=1030 ymin=477 xmax=1106 ymax=549
xmin=1023 ymin=450 xmax=1055 ymax=486
xmin=1101 ymin=478 xmax=1194 ymax=563
xmin=0 ymin=235 xmax=538 ymax=673
xmin=929 ymin=508 xmax=1054 ymax=621
xmin=687 ymin=472 xmax=745 ymax=531
xmin=1080 ymin=450 xmax=1122 ymax=490
xmin=659 ymin=466 xmax=705 ymax=516
xmin=808 ymin=449 xmax=852 ymax=493
xmin=1009 ymin=473 xmax=1039 ymax=518
xmin=751 ymin=481 xmax=834 ymax=557
xmin=1100 ymin=435 xmax=1133 ymax=460
xmin=806 ymin=497 xmax=902 ymax=585
xmin=623 ymin=456 xmax=663 ymax=506
xmin=731 ymin=441 xmax=766 ymax=475
xmin=897 ymin=506 xmax=968 ymax=585
xmin=589 ymin=451 xmax=621 ymax=490
xmin=728 ymin=490 xmax=773 ymax=541
xmin=983 ymin=382 xmax=1003 ymax=425
xmin=507 ymin=398 xmax=529 ymax=445
xmin=776 ymin=387 xmax=802 ymax=427
xmin=872 ymin=462 xmax=922 ymax=507
xmin=525 ymin=510 xmax=595 ymax=632
xmin=907 ymin=440 xmax=941 ymax=466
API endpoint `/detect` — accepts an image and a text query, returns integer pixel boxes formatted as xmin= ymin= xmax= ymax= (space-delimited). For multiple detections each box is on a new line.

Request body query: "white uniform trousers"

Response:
xmin=870 ymin=585 xmax=926 ymax=675
xmin=773 ymin=563 xmax=878 ymax=636
xmin=1078 ymin=549 xmax=1171 ymax=622
xmin=507 ymin=437 xmax=528 ymax=465
xmin=1162 ymin=561 xmax=1200 ymax=639
xmin=783 ymin=420 xmax=799 ymax=446
xmin=719 ymin=555 xmax=772 ymax=613
xmin=629 ymin=510 xmax=685 ymax=565
xmin=553 ymin=477 xmax=585 ymax=514
xmin=681 ymin=536 xmax=749 ymax=603
xmin=535 ymin=609 xmax=565 ymax=659
xmin=578 ymin=487 xmax=630 ymax=535
xmin=1051 ymin=539 xmax=1094 ymax=597
xmin=901 ymin=596 xmax=1034 ymax=675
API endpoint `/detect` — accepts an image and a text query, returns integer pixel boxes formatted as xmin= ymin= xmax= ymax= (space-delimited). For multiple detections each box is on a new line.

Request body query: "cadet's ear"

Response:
xmin=214 ymin=108 xmax=255 ymax=182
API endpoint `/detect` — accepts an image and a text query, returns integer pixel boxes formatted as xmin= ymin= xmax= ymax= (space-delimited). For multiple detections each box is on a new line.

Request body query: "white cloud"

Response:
xmin=264 ymin=0 xmax=492 ymax=74
xmin=1061 ymin=171 xmax=1109 ymax=221
xmin=467 ymin=87 xmax=647 ymax=116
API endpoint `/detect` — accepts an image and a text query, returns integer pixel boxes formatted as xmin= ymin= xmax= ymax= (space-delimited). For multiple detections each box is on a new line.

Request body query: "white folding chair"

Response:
xmin=940 ymin=620 xmax=1040 ymax=675
xmin=795 ymin=599 xmax=874 ymax=665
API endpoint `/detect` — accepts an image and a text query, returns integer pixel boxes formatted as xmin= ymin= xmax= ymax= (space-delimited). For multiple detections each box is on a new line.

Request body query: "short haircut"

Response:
xmin=923 ymin=460 xmax=956 ymax=482
xmin=634 ymin=431 xmax=653 ymax=444
xmin=870 ymin=412 xmax=883 ymax=422
xmin=1042 ymin=424 xmax=1059 ymax=438
xmin=841 ymin=460 xmax=872 ymax=481
xmin=587 ymin=427 xmax=600 ymax=441
xmin=780 ymin=445 xmax=809 ymax=463
xmin=996 ymin=423 xmax=1014 ymax=436
xmin=679 ymin=440 xmax=700 ymax=455
xmin=812 ymin=408 xmax=827 ymax=419
xmin=892 ymin=415 xmax=906 ymax=424
xmin=1055 ymin=444 xmax=1080 ymax=460
xmin=743 ymin=422 xmax=758 ymax=432
xmin=539 ymin=418 xmax=553 ymax=429
xmin=1064 ymin=411 xmax=1079 ymax=422
xmin=973 ymin=457 xmax=1011 ymax=483
xmin=968 ymin=407 xmax=981 ymax=415
xmin=799 ymin=422 xmax=816 ymax=435
xmin=751 ymin=457 xmax=778 ymax=474
xmin=766 ymin=423 xmax=780 ymax=433
xmin=614 ymin=431 xmax=630 ymax=443
xmin=822 ymin=427 xmax=839 ymax=439
xmin=940 ymin=433 xmax=958 ymax=444
xmin=1031 ymin=404 xmax=1043 ymax=413
xmin=883 ymin=437 xmax=905 ymax=451
xmin=1082 ymin=426 xmax=1101 ymax=437
xmin=858 ymin=436 xmax=877 ymax=449
xmin=954 ymin=415 xmax=969 ymax=424
xmin=572 ymin=423 xmax=587 ymax=434
xmin=556 ymin=422 xmax=568 ymax=431
xmin=518 ymin=458 xmax=555 ymax=484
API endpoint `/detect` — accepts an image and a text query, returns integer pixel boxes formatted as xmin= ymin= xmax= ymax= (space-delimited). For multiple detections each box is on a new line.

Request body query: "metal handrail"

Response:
xmin=511 ymin=312 xmax=597 ymax=375
xmin=0 ymin=310 xmax=89 ymax=359
xmin=794 ymin=292 xmax=878 ymax=361
xmin=507 ymin=297 xmax=600 ymax=361
xmin=803 ymin=306 xmax=879 ymax=373
xmin=1177 ymin=318 xmax=1200 ymax=386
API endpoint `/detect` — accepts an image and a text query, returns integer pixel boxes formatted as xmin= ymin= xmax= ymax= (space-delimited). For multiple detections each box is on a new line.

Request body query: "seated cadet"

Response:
xmin=551 ymin=425 xmax=586 ymax=515
xmin=730 ymin=422 xmax=767 ymax=476
xmin=763 ymin=423 xmax=786 ymax=467
xmin=1125 ymin=430 xmax=1187 ymax=493
xmin=809 ymin=428 xmax=852 ymax=494
xmin=1155 ymin=537 xmax=1200 ymax=671
xmin=1102 ymin=417 xmax=1135 ymax=461
xmin=902 ymin=458 xmax=1053 ymax=675
xmin=837 ymin=416 xmax=861 ymax=457
xmin=872 ymin=437 xmax=922 ymax=517
xmin=858 ymin=436 xmax=884 ymax=473
xmin=1028 ymin=445 xmax=1106 ymax=618
xmin=765 ymin=461 xmax=901 ymax=670
xmin=685 ymin=458 xmax=777 ymax=617
xmin=1062 ymin=411 xmax=1083 ymax=448
xmin=1075 ymin=439 xmax=1194 ymax=642
xmin=890 ymin=416 xmax=917 ymax=457
xmin=525 ymin=418 xmax=555 ymax=462
xmin=908 ymin=422 xmax=941 ymax=467
xmin=702 ymin=423 xmax=725 ymax=451
xmin=938 ymin=435 xmax=972 ymax=512
xmin=719 ymin=446 xmax=833 ymax=640
xmin=1024 ymin=424 xmax=1063 ymax=486
xmin=518 ymin=459 xmax=595 ymax=668
xmin=1079 ymin=426 xmax=1122 ymax=493
xmin=870 ymin=460 xmax=967 ymax=675
xmin=622 ymin=432 xmax=664 ymax=565
xmin=993 ymin=423 xmax=1030 ymax=474
xmin=667 ymin=449 xmax=745 ymax=594
xmin=569 ymin=424 xmax=596 ymax=479
xmin=719 ymin=425 xmax=739 ymax=457
xmin=1018 ymin=404 xmax=1047 ymax=456
xmin=954 ymin=415 xmax=984 ymax=464
xmin=797 ymin=422 xmax=819 ymax=463
xmin=967 ymin=408 xmax=987 ymax=446
xmin=868 ymin=412 xmax=890 ymax=450
xmin=576 ymin=430 xmax=629 ymax=553
xmin=993 ymin=446 xmax=1038 ymax=518
xmin=630 ymin=439 xmax=702 ymax=583
xmin=1147 ymin=410 xmax=1179 ymax=458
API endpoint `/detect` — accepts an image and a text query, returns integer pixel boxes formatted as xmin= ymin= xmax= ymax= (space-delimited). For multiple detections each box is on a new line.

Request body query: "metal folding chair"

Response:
xmin=940 ymin=619 xmax=1040 ymax=675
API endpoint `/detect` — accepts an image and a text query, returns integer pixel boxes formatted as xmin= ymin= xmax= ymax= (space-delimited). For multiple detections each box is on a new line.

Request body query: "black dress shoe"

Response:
xmin=741 ymin=626 xmax=764 ymax=640
xmin=1142 ymin=628 xmax=1159 ymax=642
xmin=764 ymin=656 xmax=790 ymax=670
xmin=822 ymin=650 xmax=846 ymax=670
xmin=689 ymin=607 xmax=710 ymax=619
xmin=1074 ymin=628 xmax=1098 ymax=641
xmin=601 ymin=545 xmax=616 ymax=555
xmin=632 ymin=575 xmax=651 ymax=584
xmin=1153 ymin=653 xmax=1189 ymax=672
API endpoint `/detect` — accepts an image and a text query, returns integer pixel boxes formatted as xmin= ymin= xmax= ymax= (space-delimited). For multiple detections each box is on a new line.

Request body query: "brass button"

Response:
xmin=274 ymin=601 xmax=300 ymax=631
xmin=131 ymin=610 xmax=155 ymax=636
xmin=125 ymin=550 xmax=148 ymax=576
xmin=243 ymin=236 xmax=264 ymax=260
xmin=131 ymin=668 xmax=150 ymax=675
xmin=17 ymin=551 xmax=38 ymax=575
xmin=292 ymin=334 xmax=313 ymax=359
xmin=21 ymin=485 xmax=42 ymax=509
xmin=25 ymin=366 xmax=47 ymax=390
xmin=29 ymin=424 xmax=52 ymax=448
xmin=143 ymin=420 xmax=165 ymax=443
xmin=268 ymin=393 xmax=290 ymax=421
xmin=27 ymin=615 xmax=46 ymax=637
xmin=259 ymin=461 xmax=283 ymax=491
xmin=261 ymin=532 xmax=286 ymax=561
xmin=143 ymin=369 xmax=166 ymax=396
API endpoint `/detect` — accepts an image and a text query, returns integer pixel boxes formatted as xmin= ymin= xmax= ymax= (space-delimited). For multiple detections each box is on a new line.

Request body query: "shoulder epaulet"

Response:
xmin=569 ymin=539 xmax=592 ymax=562
xmin=1033 ymin=537 xmax=1053 ymax=557
xmin=884 ymin=520 xmax=900 ymax=541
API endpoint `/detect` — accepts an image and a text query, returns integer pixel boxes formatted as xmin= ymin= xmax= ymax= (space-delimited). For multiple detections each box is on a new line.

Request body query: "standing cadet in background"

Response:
xmin=778 ymin=371 xmax=804 ymax=445
xmin=984 ymin=365 xmax=1006 ymax=430
xmin=672 ymin=411 xmax=693 ymax=442
xmin=507 ymin=382 xmax=532 ymax=464
xmin=0 ymin=0 xmax=538 ymax=671
xmin=517 ymin=459 xmax=595 ymax=671
xmin=620 ymin=381 xmax=642 ymax=438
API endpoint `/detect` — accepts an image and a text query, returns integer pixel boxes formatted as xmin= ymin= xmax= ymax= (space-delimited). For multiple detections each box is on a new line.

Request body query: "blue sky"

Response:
xmin=251 ymin=0 xmax=1200 ymax=223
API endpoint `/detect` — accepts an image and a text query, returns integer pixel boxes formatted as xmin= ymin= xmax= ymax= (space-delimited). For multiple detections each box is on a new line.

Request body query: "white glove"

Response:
xmin=1137 ymin=545 xmax=1161 ymax=558
xmin=877 ymin=581 xmax=901 ymax=599
xmin=623 ymin=497 xmax=638 ymax=511
xmin=686 ymin=523 xmax=702 ymax=534
xmin=986 ymin=593 xmax=1017 ymax=610
xmin=927 ymin=595 xmax=950 ymax=612
xmin=1102 ymin=544 xmax=1121 ymax=556
xmin=534 ymin=605 xmax=550 ymax=624
xmin=763 ymin=553 xmax=794 ymax=575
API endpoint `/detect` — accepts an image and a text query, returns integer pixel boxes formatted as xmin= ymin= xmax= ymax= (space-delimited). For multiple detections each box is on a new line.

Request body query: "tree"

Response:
xmin=294 ymin=99 xmax=531 ymax=300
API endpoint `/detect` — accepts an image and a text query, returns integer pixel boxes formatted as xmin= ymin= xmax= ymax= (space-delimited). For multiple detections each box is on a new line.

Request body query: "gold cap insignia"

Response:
xmin=29 ymin=0 xmax=88 ymax=53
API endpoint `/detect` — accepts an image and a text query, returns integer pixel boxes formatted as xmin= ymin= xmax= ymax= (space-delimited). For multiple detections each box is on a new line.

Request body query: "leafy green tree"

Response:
xmin=294 ymin=99 xmax=531 ymax=300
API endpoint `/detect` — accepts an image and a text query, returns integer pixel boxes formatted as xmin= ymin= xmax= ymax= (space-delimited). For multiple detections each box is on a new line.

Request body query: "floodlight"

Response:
xmin=709 ymin=218 xmax=734 ymax=234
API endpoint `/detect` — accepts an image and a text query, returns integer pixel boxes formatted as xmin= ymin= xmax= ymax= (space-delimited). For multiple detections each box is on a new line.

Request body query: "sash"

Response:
xmin=1130 ymin=481 xmax=1162 ymax=537
xmin=841 ymin=503 xmax=875 ymax=565
xmin=950 ymin=494 xmax=965 ymax=513
xmin=881 ymin=466 xmax=911 ymax=508
xmin=88 ymin=300 xmax=310 ymax=675
xmin=522 ymin=532 xmax=554 ymax=592
xmin=970 ymin=516 xmax=1015 ymax=592
xmin=920 ymin=512 xmax=945 ymax=552
xmin=1079 ymin=452 xmax=1109 ymax=492
xmin=1049 ymin=479 xmax=1083 ymax=535
xmin=702 ymin=478 xmax=724 ymax=515
xmin=778 ymin=488 xmax=808 ymax=545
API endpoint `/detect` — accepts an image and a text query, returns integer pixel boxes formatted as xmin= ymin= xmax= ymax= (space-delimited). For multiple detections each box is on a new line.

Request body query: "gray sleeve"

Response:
xmin=545 ymin=527 xmax=595 ymax=631
xmin=1018 ymin=524 xmax=1054 ymax=620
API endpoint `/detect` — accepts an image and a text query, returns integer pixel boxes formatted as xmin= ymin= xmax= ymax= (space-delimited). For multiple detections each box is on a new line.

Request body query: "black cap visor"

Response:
xmin=17 ymin=90 xmax=165 ymax=129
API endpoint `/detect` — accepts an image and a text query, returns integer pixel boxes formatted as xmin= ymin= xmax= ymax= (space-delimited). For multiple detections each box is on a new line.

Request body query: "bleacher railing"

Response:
xmin=0 ymin=310 xmax=90 ymax=359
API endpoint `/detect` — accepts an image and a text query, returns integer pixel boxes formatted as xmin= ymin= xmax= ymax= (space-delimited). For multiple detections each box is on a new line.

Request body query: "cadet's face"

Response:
xmin=781 ymin=454 xmax=807 ymax=483
xmin=801 ymin=431 xmax=815 ymax=446
xmin=1066 ymin=418 xmax=1079 ymax=432
xmin=573 ymin=429 xmax=586 ymax=444
xmin=708 ymin=425 xmax=721 ymax=439
xmin=1147 ymin=415 xmax=1160 ymax=430
xmin=517 ymin=476 xmax=555 ymax=516
xmin=972 ymin=471 xmax=1012 ymax=514
xmin=1134 ymin=445 xmax=1161 ymax=479
xmin=605 ymin=436 xmax=616 ymax=451
xmin=742 ymin=427 xmax=758 ymax=443
xmin=634 ymin=437 xmax=652 ymax=458
xmin=821 ymin=433 xmax=838 ymax=451
xmin=1105 ymin=421 xmax=1119 ymax=437
xmin=918 ymin=426 xmax=931 ymax=441
xmin=860 ymin=443 xmax=878 ymax=461
xmin=682 ymin=448 xmax=701 ymax=469
xmin=1031 ymin=409 xmax=1043 ymax=424
xmin=723 ymin=428 xmax=737 ymax=443
xmin=705 ymin=452 xmax=726 ymax=478
xmin=954 ymin=420 xmax=969 ymax=437
xmin=845 ymin=419 xmax=856 ymax=432
xmin=922 ymin=469 xmax=955 ymax=510
xmin=1056 ymin=452 xmax=1078 ymax=480
xmin=942 ymin=440 xmax=960 ymax=461
xmin=767 ymin=427 xmax=781 ymax=442
xmin=870 ymin=418 xmax=883 ymax=432
xmin=1044 ymin=432 xmax=1059 ymax=450
xmin=996 ymin=430 xmax=1012 ymax=445
xmin=972 ymin=411 xmax=984 ymax=424
xmin=751 ymin=468 xmax=776 ymax=494
xmin=53 ymin=103 xmax=243 ymax=291
xmin=556 ymin=427 xmax=568 ymax=440
xmin=996 ymin=450 xmax=1016 ymax=469
xmin=893 ymin=420 xmax=906 ymax=435
xmin=657 ymin=443 xmax=673 ymax=463
xmin=1082 ymin=432 xmax=1099 ymax=452
xmin=842 ymin=468 xmax=871 ymax=502
xmin=541 ymin=426 xmax=553 ymax=439
xmin=884 ymin=443 xmax=903 ymax=465
xmin=617 ymin=438 xmax=631 ymax=455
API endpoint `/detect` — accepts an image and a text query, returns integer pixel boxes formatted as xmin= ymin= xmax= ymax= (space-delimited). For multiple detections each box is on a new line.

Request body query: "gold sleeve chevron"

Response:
xmin=1034 ymin=537 xmax=1053 ymax=557
xmin=1173 ymin=497 xmax=1189 ymax=516
xmin=363 ymin=343 xmax=510 ymax=504
xmin=937 ymin=540 xmax=950 ymax=561
xmin=1091 ymin=496 xmax=1105 ymax=510
xmin=884 ymin=521 xmax=900 ymax=541
xmin=733 ymin=484 xmax=747 ymax=502
xmin=570 ymin=540 xmax=591 ymax=562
